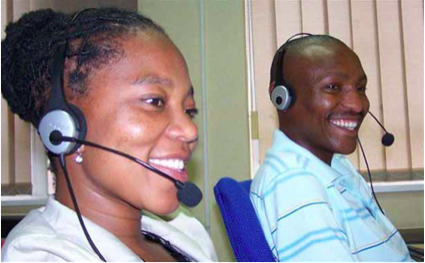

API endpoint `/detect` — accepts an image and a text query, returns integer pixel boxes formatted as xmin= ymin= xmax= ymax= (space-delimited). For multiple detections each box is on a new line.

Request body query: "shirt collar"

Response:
xmin=271 ymin=129 xmax=351 ymax=187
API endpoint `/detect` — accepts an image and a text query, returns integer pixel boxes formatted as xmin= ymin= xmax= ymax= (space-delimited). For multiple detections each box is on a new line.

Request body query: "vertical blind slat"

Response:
xmin=300 ymin=0 xmax=326 ymax=34
xmin=376 ymin=0 xmax=410 ymax=171
xmin=14 ymin=118 xmax=31 ymax=185
xmin=252 ymin=0 xmax=279 ymax=162
xmin=400 ymin=0 xmax=424 ymax=170
xmin=274 ymin=0 xmax=302 ymax=45
xmin=1 ymin=101 xmax=14 ymax=186
xmin=351 ymin=0 xmax=386 ymax=172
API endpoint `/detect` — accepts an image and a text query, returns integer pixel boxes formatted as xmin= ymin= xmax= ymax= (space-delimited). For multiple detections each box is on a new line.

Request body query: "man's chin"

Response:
xmin=334 ymin=140 xmax=358 ymax=155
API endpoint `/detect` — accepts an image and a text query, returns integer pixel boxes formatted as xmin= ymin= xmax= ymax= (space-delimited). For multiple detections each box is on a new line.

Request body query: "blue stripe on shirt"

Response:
xmin=264 ymin=160 xmax=280 ymax=174
xmin=276 ymin=227 xmax=348 ymax=252
xmin=249 ymin=190 xmax=263 ymax=200
xmin=277 ymin=232 xmax=348 ymax=261
xmin=263 ymin=171 xmax=316 ymax=198
xmin=352 ymin=229 xmax=399 ymax=254
xmin=271 ymin=201 xmax=328 ymax=234
xmin=265 ymin=153 xmax=289 ymax=171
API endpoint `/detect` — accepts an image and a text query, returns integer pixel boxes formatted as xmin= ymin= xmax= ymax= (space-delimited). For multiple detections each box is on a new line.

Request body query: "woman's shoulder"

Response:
xmin=1 ymin=204 xmax=99 ymax=261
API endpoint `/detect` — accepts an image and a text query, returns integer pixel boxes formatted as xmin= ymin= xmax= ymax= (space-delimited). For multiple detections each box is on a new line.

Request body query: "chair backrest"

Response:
xmin=214 ymin=177 xmax=275 ymax=262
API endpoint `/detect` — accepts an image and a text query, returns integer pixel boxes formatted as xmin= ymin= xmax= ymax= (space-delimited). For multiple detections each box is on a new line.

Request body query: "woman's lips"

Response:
xmin=148 ymin=158 xmax=188 ymax=182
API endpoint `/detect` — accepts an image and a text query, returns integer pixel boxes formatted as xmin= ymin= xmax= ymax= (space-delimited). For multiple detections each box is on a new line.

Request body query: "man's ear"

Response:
xmin=268 ymin=81 xmax=275 ymax=96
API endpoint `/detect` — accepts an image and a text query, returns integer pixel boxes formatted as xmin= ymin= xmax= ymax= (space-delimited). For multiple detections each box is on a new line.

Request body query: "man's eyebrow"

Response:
xmin=358 ymin=74 xmax=368 ymax=83
xmin=323 ymin=72 xmax=367 ymax=82
xmin=133 ymin=75 xmax=173 ymax=87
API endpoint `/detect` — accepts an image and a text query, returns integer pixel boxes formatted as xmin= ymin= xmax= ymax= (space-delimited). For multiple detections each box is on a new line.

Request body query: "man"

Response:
xmin=250 ymin=34 xmax=411 ymax=261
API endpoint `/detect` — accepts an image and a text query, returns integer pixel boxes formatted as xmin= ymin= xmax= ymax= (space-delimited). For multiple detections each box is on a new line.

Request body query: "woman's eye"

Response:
xmin=144 ymin=98 xmax=165 ymax=108
xmin=185 ymin=108 xmax=199 ymax=119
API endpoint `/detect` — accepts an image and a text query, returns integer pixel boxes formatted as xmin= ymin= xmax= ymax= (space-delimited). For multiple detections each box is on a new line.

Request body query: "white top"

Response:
xmin=1 ymin=196 xmax=217 ymax=262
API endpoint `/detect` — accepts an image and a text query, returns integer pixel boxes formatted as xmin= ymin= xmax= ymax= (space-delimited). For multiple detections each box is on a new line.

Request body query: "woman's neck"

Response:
xmin=55 ymin=172 xmax=143 ymax=240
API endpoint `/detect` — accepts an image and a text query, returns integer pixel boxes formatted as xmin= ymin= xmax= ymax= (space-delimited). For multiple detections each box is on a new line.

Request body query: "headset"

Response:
xmin=38 ymin=37 xmax=87 ymax=156
xmin=36 ymin=10 xmax=202 ymax=261
xmin=270 ymin=33 xmax=313 ymax=111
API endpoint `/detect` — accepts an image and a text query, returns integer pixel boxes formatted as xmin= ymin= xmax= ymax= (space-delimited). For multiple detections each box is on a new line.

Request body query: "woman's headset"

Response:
xmin=37 ymin=11 xmax=89 ymax=156
xmin=270 ymin=33 xmax=313 ymax=110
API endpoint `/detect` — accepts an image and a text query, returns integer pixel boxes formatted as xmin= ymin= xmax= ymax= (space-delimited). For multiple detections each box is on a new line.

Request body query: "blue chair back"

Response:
xmin=214 ymin=177 xmax=276 ymax=262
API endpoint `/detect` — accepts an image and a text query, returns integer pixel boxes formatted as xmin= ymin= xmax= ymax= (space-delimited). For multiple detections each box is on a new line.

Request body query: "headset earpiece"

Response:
xmin=271 ymin=85 xmax=293 ymax=110
xmin=270 ymin=33 xmax=312 ymax=111
xmin=38 ymin=108 xmax=81 ymax=155
xmin=37 ymin=40 xmax=87 ymax=155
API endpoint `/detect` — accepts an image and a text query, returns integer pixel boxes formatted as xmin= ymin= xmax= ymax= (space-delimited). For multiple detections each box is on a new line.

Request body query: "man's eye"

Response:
xmin=358 ymin=86 xmax=367 ymax=93
xmin=144 ymin=98 xmax=165 ymax=107
xmin=185 ymin=108 xmax=198 ymax=119
xmin=325 ymin=84 xmax=340 ymax=92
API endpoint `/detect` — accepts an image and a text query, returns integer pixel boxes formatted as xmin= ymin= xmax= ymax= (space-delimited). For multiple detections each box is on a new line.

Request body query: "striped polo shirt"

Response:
xmin=250 ymin=130 xmax=411 ymax=262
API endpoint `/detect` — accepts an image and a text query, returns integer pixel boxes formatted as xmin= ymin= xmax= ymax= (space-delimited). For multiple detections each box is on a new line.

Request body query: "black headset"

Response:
xmin=37 ymin=45 xmax=87 ymax=155
xmin=270 ymin=33 xmax=313 ymax=110
xmin=36 ymin=10 xmax=107 ymax=261
xmin=37 ymin=14 xmax=87 ymax=156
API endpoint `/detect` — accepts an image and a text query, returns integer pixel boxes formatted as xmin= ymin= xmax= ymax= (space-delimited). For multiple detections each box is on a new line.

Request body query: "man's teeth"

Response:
xmin=149 ymin=159 xmax=185 ymax=170
xmin=330 ymin=119 xmax=358 ymax=131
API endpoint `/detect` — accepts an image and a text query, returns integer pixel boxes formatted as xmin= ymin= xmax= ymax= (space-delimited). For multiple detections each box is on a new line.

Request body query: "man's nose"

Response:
xmin=341 ymin=89 xmax=366 ymax=113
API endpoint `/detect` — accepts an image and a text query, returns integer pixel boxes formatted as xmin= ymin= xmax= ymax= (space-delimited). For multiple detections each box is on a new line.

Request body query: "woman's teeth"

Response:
xmin=330 ymin=119 xmax=358 ymax=131
xmin=149 ymin=159 xmax=185 ymax=170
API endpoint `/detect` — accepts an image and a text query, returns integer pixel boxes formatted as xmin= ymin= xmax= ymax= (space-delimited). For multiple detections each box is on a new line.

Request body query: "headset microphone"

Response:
xmin=50 ymin=131 xmax=203 ymax=208
xmin=367 ymin=111 xmax=395 ymax=147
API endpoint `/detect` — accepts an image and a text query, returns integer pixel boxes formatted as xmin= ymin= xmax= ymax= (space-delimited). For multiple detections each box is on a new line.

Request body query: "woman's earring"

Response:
xmin=74 ymin=150 xmax=83 ymax=164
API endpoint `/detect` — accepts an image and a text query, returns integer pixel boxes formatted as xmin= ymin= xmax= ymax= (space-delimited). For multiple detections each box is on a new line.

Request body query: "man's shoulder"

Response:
xmin=251 ymin=153 xmax=327 ymax=203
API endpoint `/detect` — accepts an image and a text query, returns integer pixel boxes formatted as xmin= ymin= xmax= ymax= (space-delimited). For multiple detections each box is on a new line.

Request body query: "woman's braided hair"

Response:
xmin=2 ymin=7 xmax=167 ymax=127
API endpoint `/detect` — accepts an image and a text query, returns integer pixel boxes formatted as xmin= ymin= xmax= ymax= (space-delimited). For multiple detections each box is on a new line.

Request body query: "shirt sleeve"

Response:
xmin=257 ymin=169 xmax=356 ymax=262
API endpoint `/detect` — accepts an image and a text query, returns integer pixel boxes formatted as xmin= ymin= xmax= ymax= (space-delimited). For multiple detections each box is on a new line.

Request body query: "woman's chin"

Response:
xmin=144 ymin=199 xmax=180 ymax=216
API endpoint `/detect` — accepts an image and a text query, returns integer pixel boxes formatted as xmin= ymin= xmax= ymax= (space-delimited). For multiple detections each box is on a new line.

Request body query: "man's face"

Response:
xmin=280 ymin=43 xmax=370 ymax=164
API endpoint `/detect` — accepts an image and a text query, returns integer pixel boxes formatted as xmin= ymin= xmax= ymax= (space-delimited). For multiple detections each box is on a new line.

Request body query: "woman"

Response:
xmin=1 ymin=7 xmax=216 ymax=261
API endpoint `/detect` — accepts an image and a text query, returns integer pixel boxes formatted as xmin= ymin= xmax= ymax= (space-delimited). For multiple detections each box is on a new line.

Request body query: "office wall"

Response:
xmin=138 ymin=1 xmax=250 ymax=261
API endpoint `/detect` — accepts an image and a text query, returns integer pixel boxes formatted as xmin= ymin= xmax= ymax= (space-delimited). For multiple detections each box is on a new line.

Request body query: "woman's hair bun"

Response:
xmin=2 ymin=9 xmax=69 ymax=125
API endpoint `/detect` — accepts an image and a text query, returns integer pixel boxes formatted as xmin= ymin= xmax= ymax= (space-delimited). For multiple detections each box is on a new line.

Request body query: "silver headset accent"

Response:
xmin=38 ymin=110 xmax=79 ymax=154
xmin=271 ymin=85 xmax=292 ymax=110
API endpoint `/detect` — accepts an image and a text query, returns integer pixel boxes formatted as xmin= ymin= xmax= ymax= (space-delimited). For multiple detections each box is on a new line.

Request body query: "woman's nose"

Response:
xmin=166 ymin=111 xmax=198 ymax=144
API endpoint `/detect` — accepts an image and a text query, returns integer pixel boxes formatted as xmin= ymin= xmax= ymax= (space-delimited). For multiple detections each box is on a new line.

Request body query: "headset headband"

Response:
xmin=271 ymin=33 xmax=313 ymax=87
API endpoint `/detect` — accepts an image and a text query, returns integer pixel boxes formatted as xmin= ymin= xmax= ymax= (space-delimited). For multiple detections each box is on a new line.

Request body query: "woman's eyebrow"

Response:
xmin=133 ymin=75 xmax=195 ymax=97
xmin=133 ymin=75 xmax=173 ymax=87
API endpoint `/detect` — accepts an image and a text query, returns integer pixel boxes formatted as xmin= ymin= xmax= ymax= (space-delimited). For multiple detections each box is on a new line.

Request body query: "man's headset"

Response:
xmin=269 ymin=33 xmax=313 ymax=111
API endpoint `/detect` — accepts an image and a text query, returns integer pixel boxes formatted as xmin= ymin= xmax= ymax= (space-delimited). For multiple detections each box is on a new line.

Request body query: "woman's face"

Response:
xmin=73 ymin=31 xmax=198 ymax=214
